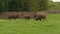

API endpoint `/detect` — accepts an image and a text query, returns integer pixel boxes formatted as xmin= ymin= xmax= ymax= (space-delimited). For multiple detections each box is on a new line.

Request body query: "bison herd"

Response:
xmin=8 ymin=12 xmax=47 ymax=21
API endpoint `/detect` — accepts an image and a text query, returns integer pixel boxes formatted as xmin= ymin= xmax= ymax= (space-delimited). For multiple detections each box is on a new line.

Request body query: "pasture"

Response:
xmin=0 ymin=14 xmax=60 ymax=34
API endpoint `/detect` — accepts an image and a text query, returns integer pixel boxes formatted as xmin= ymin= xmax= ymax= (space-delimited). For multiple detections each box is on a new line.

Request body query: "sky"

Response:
xmin=52 ymin=0 xmax=60 ymax=2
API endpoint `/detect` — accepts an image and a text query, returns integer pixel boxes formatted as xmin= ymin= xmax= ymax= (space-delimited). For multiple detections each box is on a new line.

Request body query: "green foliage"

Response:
xmin=8 ymin=0 xmax=21 ymax=11
xmin=48 ymin=1 xmax=60 ymax=10
xmin=40 ymin=0 xmax=48 ymax=11
xmin=30 ymin=0 xmax=40 ymax=11
xmin=1 ymin=0 xmax=60 ymax=12
xmin=0 ymin=0 xmax=49 ymax=12
xmin=22 ymin=0 xmax=31 ymax=11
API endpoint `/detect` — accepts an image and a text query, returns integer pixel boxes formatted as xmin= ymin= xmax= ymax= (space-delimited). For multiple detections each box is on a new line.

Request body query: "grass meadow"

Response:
xmin=0 ymin=14 xmax=60 ymax=34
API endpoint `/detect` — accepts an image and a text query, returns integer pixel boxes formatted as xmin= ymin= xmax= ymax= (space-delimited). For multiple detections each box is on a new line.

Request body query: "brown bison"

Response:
xmin=24 ymin=14 xmax=31 ymax=20
xmin=34 ymin=12 xmax=47 ymax=21
xmin=8 ymin=13 xmax=19 ymax=19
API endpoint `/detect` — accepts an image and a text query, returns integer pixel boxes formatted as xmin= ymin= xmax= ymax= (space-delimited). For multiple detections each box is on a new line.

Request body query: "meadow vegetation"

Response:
xmin=0 ymin=14 xmax=60 ymax=34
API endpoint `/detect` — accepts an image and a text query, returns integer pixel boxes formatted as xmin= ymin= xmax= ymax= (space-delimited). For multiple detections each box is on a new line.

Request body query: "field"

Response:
xmin=0 ymin=14 xmax=60 ymax=34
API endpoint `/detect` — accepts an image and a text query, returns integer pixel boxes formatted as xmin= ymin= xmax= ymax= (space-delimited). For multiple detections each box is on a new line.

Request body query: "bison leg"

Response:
xmin=35 ymin=17 xmax=39 ymax=21
xmin=39 ymin=18 xmax=42 ymax=21
xmin=27 ymin=17 xmax=30 ymax=19
xmin=8 ymin=17 xmax=11 ymax=19
xmin=25 ymin=16 xmax=27 ymax=20
xmin=42 ymin=17 xmax=47 ymax=22
xmin=14 ymin=18 xmax=17 ymax=19
xmin=25 ymin=16 xmax=30 ymax=20
xmin=34 ymin=15 xmax=36 ymax=18
xmin=13 ymin=17 xmax=18 ymax=19
xmin=36 ymin=19 xmax=38 ymax=21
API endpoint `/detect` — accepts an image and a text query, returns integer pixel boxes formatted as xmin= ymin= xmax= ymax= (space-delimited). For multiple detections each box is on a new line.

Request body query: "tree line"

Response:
xmin=0 ymin=0 xmax=60 ymax=12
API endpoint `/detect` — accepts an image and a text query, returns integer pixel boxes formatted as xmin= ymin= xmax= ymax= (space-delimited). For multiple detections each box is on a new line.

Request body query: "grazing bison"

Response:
xmin=8 ymin=13 xmax=19 ymax=19
xmin=24 ymin=14 xmax=31 ymax=20
xmin=34 ymin=12 xmax=47 ymax=21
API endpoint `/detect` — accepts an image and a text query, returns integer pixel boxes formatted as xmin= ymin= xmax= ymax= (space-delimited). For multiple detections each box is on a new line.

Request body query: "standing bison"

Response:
xmin=8 ymin=13 xmax=19 ymax=19
xmin=23 ymin=13 xmax=31 ymax=20
xmin=34 ymin=12 xmax=47 ymax=21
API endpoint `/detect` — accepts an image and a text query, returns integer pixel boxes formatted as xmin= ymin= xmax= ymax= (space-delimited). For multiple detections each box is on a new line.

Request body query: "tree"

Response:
xmin=8 ymin=0 xmax=18 ymax=11
xmin=39 ymin=0 xmax=48 ymax=11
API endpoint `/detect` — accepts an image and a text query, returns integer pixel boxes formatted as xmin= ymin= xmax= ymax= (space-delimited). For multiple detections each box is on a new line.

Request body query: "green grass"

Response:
xmin=0 ymin=14 xmax=60 ymax=34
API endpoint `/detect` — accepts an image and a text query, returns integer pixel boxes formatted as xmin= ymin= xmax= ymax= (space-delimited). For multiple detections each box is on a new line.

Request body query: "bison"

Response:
xmin=24 ymin=14 xmax=31 ymax=20
xmin=34 ymin=12 xmax=47 ymax=21
xmin=8 ymin=13 xmax=19 ymax=19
